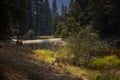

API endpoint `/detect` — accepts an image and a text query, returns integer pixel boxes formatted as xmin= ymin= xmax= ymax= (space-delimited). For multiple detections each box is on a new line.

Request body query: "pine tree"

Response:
xmin=52 ymin=0 xmax=58 ymax=16
xmin=62 ymin=4 xmax=65 ymax=15
xmin=37 ymin=0 xmax=46 ymax=35
xmin=62 ymin=4 xmax=68 ymax=16
xmin=69 ymin=0 xmax=82 ymax=23
xmin=69 ymin=0 xmax=73 ymax=9
xmin=61 ymin=17 xmax=79 ymax=38
xmin=44 ymin=0 xmax=52 ymax=35
xmin=64 ymin=5 xmax=68 ymax=12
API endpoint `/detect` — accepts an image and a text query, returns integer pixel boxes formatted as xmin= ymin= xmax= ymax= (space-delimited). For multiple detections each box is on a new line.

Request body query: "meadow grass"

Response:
xmin=33 ymin=49 xmax=57 ymax=63
xmin=34 ymin=49 xmax=100 ymax=80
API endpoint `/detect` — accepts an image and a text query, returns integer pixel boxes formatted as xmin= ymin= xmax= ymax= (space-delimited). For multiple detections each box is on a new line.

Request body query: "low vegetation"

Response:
xmin=91 ymin=55 xmax=120 ymax=80
xmin=34 ymin=49 xmax=100 ymax=80
xmin=0 ymin=42 xmax=82 ymax=80
xmin=33 ymin=49 xmax=120 ymax=80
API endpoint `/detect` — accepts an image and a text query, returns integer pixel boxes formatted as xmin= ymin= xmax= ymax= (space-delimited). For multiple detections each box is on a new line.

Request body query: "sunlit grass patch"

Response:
xmin=33 ymin=49 xmax=100 ymax=80
xmin=66 ymin=65 xmax=100 ymax=80
xmin=33 ymin=49 xmax=56 ymax=63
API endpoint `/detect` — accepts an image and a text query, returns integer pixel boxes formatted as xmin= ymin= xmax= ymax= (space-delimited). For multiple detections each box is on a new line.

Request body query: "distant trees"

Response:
xmin=1 ymin=0 xmax=120 ymax=40
xmin=62 ymin=4 xmax=68 ymax=16
xmin=0 ymin=0 xmax=53 ymax=40
xmin=51 ymin=0 xmax=61 ymax=35
xmin=27 ymin=0 xmax=52 ymax=36
xmin=55 ymin=0 xmax=81 ymax=38
xmin=76 ymin=0 xmax=120 ymax=34
xmin=52 ymin=0 xmax=58 ymax=16
xmin=56 ymin=0 xmax=120 ymax=37
xmin=44 ymin=0 xmax=52 ymax=35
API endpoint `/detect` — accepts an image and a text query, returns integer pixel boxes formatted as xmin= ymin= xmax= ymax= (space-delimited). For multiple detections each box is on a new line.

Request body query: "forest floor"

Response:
xmin=0 ymin=42 xmax=88 ymax=80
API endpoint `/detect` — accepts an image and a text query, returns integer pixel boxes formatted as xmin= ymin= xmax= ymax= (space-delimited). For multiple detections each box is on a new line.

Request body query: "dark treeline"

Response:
xmin=0 ymin=0 xmax=28 ymax=40
xmin=0 ymin=0 xmax=52 ymax=40
xmin=76 ymin=0 xmax=120 ymax=35
xmin=0 ymin=0 xmax=120 ymax=40
xmin=55 ymin=0 xmax=120 ymax=38
xmin=24 ymin=0 xmax=52 ymax=37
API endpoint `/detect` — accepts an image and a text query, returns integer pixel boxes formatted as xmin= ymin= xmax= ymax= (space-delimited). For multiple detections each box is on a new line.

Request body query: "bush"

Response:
xmin=67 ymin=26 xmax=111 ymax=57
xmin=91 ymin=55 xmax=120 ymax=74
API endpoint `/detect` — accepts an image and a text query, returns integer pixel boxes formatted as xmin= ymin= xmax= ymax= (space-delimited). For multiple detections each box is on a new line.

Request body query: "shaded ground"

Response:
xmin=0 ymin=42 xmax=81 ymax=80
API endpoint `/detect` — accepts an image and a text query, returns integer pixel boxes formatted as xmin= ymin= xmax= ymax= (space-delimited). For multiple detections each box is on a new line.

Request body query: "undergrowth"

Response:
xmin=34 ymin=49 xmax=100 ymax=80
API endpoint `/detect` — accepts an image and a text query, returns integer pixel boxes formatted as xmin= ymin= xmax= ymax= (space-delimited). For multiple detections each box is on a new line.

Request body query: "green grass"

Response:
xmin=34 ymin=49 xmax=120 ymax=80
xmin=34 ymin=49 xmax=100 ymax=80
xmin=33 ymin=49 xmax=57 ymax=63
xmin=65 ymin=65 xmax=100 ymax=80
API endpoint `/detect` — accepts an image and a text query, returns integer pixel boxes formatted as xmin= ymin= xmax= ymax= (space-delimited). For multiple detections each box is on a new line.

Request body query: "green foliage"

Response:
xmin=55 ymin=22 xmax=64 ymax=37
xmin=54 ymin=46 xmax=75 ymax=58
xmin=52 ymin=15 xmax=63 ymax=35
xmin=69 ymin=0 xmax=82 ymax=22
xmin=27 ymin=29 xmax=34 ymax=39
xmin=92 ymin=55 xmax=120 ymax=74
xmin=52 ymin=0 xmax=58 ymax=16
xmin=34 ymin=49 xmax=55 ymax=63
xmin=61 ymin=17 xmax=80 ymax=38
xmin=67 ymin=26 xmax=110 ymax=56
xmin=34 ymin=47 xmax=75 ymax=63
xmin=71 ymin=0 xmax=120 ymax=35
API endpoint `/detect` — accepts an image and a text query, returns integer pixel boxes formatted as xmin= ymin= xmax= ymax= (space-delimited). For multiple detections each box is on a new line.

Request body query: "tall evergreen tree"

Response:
xmin=62 ymin=4 xmax=65 ymax=15
xmin=35 ymin=0 xmax=52 ymax=35
xmin=91 ymin=0 xmax=107 ymax=33
xmin=62 ymin=4 xmax=68 ymax=16
xmin=52 ymin=0 xmax=58 ymax=16
xmin=27 ymin=0 xmax=34 ymax=31
xmin=69 ymin=0 xmax=82 ymax=23
xmin=64 ymin=5 xmax=68 ymax=12
xmin=27 ymin=0 xmax=52 ymax=36
xmin=44 ymin=0 xmax=52 ymax=35
xmin=69 ymin=0 xmax=74 ymax=9
xmin=37 ymin=0 xmax=46 ymax=35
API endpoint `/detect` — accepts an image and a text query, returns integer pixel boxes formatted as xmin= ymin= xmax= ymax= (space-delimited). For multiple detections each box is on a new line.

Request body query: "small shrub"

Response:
xmin=91 ymin=55 xmax=120 ymax=74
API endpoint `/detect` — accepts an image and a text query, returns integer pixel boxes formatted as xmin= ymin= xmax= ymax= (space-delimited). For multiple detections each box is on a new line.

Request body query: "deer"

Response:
xmin=52 ymin=57 xmax=71 ymax=70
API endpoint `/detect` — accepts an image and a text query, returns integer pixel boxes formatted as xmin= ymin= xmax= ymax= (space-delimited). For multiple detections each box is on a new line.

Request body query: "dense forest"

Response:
xmin=0 ymin=0 xmax=120 ymax=80
xmin=0 ymin=0 xmax=120 ymax=40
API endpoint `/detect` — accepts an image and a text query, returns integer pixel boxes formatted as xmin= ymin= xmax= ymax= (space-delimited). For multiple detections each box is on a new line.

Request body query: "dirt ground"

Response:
xmin=0 ymin=42 xmax=83 ymax=80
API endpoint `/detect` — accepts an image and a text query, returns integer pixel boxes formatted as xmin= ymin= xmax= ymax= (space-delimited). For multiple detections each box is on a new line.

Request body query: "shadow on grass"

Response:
xmin=0 ymin=42 xmax=81 ymax=80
